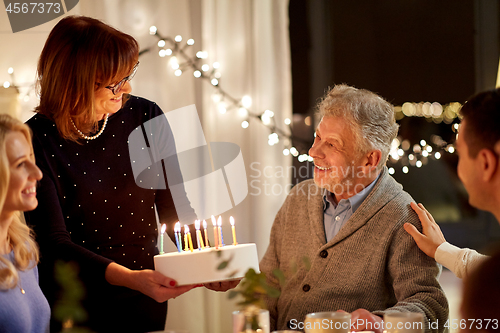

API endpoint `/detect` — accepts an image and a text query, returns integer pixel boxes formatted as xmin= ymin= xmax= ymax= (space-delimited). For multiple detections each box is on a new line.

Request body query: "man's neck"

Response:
xmin=334 ymin=171 xmax=381 ymax=202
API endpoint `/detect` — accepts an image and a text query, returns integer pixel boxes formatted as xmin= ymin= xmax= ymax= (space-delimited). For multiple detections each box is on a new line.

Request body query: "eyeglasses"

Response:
xmin=105 ymin=61 xmax=140 ymax=95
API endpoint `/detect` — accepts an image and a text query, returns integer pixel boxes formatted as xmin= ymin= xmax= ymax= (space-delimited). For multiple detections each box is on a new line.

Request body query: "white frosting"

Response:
xmin=154 ymin=243 xmax=260 ymax=285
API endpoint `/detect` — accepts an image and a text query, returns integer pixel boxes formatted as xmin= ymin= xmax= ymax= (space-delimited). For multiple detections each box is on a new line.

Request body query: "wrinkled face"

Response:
xmin=3 ymin=131 xmax=43 ymax=215
xmin=455 ymin=120 xmax=483 ymax=209
xmin=309 ymin=116 xmax=361 ymax=196
xmin=94 ymin=77 xmax=132 ymax=117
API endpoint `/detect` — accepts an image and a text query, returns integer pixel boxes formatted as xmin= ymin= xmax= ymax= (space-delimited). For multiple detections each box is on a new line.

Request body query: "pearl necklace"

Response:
xmin=70 ymin=114 xmax=109 ymax=140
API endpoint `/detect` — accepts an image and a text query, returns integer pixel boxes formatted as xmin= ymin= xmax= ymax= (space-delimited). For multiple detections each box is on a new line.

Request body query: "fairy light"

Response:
xmin=212 ymin=94 xmax=221 ymax=103
xmin=7 ymin=67 xmax=13 ymax=74
xmin=241 ymin=95 xmax=252 ymax=108
xmin=146 ymin=27 xmax=462 ymax=167
xmin=238 ymin=108 xmax=248 ymax=118
xmin=388 ymin=167 xmax=395 ymax=175
xmin=402 ymin=166 xmax=409 ymax=174
xmin=218 ymin=102 xmax=227 ymax=114
xmin=3 ymin=81 xmax=10 ymax=88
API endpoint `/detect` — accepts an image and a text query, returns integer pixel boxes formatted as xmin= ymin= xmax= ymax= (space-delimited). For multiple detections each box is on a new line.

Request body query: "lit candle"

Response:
xmin=183 ymin=225 xmax=189 ymax=252
xmin=211 ymin=215 xmax=219 ymax=249
xmin=230 ymin=216 xmax=238 ymax=246
xmin=195 ymin=220 xmax=205 ymax=250
xmin=217 ymin=216 xmax=225 ymax=247
xmin=203 ymin=220 xmax=210 ymax=247
xmin=185 ymin=224 xmax=194 ymax=252
xmin=160 ymin=223 xmax=166 ymax=254
xmin=174 ymin=221 xmax=182 ymax=252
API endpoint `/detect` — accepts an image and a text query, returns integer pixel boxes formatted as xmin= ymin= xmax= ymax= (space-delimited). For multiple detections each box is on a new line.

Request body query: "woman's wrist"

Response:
xmin=105 ymin=262 xmax=136 ymax=289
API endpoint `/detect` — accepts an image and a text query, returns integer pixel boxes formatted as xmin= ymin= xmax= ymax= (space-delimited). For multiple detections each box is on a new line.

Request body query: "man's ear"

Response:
xmin=362 ymin=150 xmax=382 ymax=172
xmin=478 ymin=148 xmax=499 ymax=182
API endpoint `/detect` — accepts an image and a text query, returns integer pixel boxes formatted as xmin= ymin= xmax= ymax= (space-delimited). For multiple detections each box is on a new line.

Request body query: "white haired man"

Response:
xmin=260 ymin=84 xmax=448 ymax=332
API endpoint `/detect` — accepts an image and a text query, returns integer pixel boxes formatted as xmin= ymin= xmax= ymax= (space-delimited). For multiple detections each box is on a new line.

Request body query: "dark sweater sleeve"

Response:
xmin=25 ymin=132 xmax=112 ymax=283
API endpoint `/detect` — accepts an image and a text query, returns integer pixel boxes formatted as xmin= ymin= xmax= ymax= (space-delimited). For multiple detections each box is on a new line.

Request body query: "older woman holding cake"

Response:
xmin=23 ymin=15 xmax=239 ymax=332
xmin=0 ymin=114 xmax=50 ymax=332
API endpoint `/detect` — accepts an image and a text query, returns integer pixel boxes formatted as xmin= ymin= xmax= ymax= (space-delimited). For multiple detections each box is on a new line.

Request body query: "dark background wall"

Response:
xmin=288 ymin=0 xmax=500 ymax=253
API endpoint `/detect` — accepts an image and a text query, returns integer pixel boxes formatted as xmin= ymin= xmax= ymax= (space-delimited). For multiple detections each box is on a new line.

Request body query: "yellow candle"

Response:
xmin=185 ymin=224 xmax=194 ymax=252
xmin=230 ymin=216 xmax=238 ymax=246
xmin=183 ymin=225 xmax=189 ymax=252
xmin=195 ymin=220 xmax=205 ymax=249
xmin=217 ymin=216 xmax=224 ymax=247
xmin=211 ymin=215 xmax=219 ymax=249
xmin=187 ymin=233 xmax=194 ymax=253
xmin=203 ymin=220 xmax=210 ymax=247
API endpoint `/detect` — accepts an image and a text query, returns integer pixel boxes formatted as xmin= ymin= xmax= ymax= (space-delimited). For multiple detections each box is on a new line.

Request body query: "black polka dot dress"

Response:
xmin=25 ymin=95 xmax=188 ymax=332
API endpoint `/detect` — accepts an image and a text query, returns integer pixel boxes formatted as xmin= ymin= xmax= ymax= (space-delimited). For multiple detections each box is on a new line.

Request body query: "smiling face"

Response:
xmin=2 ymin=131 xmax=43 ymax=217
xmin=309 ymin=116 xmax=362 ymax=198
xmin=94 ymin=79 xmax=132 ymax=118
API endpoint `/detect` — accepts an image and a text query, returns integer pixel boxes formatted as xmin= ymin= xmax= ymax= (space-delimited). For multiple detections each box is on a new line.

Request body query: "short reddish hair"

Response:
xmin=35 ymin=15 xmax=139 ymax=142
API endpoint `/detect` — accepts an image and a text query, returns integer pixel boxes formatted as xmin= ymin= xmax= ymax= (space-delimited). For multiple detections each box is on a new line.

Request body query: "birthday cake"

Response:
xmin=154 ymin=243 xmax=260 ymax=286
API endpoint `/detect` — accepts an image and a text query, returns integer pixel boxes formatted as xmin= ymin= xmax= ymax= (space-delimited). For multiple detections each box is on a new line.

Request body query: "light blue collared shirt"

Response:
xmin=323 ymin=174 xmax=380 ymax=242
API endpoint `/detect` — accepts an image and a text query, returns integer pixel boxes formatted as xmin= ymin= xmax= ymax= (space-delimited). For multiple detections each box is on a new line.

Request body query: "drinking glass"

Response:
xmin=383 ymin=312 xmax=424 ymax=333
xmin=233 ymin=308 xmax=270 ymax=333
xmin=304 ymin=311 xmax=351 ymax=333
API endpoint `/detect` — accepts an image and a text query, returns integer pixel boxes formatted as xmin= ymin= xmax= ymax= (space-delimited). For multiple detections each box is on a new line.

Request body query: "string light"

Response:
xmin=142 ymin=26 xmax=459 ymax=167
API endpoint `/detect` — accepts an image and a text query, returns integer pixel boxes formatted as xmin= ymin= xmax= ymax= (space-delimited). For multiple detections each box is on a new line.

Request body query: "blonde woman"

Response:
xmin=0 ymin=114 xmax=49 ymax=333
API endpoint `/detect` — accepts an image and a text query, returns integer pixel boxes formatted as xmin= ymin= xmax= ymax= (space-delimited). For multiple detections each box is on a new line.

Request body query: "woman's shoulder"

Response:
xmin=25 ymin=113 xmax=54 ymax=131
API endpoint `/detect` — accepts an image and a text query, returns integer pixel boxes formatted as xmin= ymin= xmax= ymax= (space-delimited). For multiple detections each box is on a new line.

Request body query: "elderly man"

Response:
xmin=260 ymin=84 xmax=448 ymax=332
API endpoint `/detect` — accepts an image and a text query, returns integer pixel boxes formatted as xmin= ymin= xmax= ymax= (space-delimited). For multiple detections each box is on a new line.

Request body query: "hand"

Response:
xmin=204 ymin=279 xmax=241 ymax=292
xmin=129 ymin=269 xmax=198 ymax=302
xmin=105 ymin=262 xmax=198 ymax=303
xmin=404 ymin=202 xmax=446 ymax=258
xmin=348 ymin=309 xmax=383 ymax=333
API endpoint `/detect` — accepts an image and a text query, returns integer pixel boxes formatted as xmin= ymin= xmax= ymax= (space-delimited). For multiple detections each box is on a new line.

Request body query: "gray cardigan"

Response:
xmin=260 ymin=167 xmax=449 ymax=332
